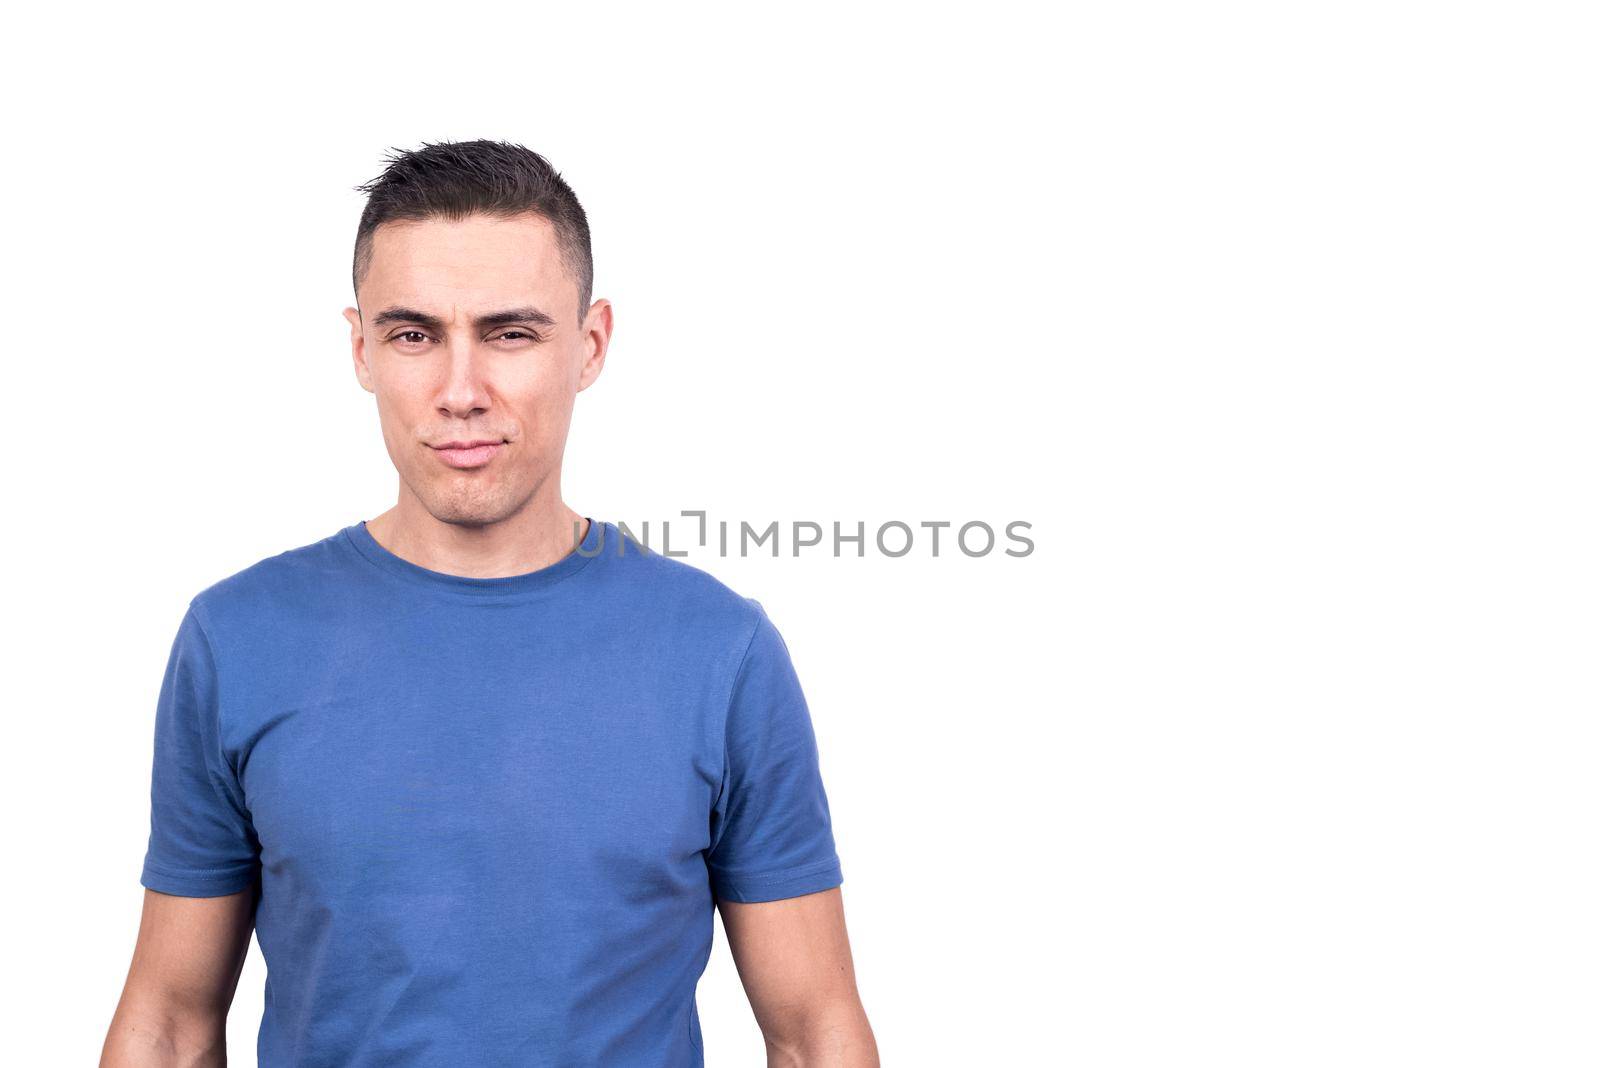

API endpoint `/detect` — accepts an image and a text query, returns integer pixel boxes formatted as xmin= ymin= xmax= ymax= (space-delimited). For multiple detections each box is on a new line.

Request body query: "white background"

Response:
xmin=5 ymin=3 xmax=1596 ymax=1065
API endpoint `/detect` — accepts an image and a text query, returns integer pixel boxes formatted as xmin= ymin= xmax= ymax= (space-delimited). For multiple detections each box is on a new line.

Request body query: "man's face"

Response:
xmin=343 ymin=212 xmax=610 ymax=528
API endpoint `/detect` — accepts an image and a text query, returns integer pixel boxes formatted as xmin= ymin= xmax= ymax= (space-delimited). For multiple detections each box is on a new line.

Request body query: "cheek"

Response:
xmin=372 ymin=385 xmax=417 ymax=435
xmin=509 ymin=360 xmax=579 ymax=427
xmin=513 ymin=389 xmax=572 ymax=440
xmin=368 ymin=377 xmax=432 ymax=458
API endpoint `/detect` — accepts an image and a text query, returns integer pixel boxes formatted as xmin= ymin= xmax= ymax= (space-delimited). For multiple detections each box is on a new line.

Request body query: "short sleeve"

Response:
xmin=707 ymin=601 xmax=844 ymax=903
xmin=139 ymin=602 xmax=261 ymax=897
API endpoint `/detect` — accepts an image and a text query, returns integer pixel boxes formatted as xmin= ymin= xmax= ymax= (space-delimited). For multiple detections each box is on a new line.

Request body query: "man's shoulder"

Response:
xmin=185 ymin=523 xmax=353 ymax=632
xmin=601 ymin=527 xmax=768 ymax=638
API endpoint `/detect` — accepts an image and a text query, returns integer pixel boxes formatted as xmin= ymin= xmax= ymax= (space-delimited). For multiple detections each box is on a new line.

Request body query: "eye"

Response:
xmin=493 ymin=329 xmax=548 ymax=345
xmin=390 ymin=331 xmax=432 ymax=347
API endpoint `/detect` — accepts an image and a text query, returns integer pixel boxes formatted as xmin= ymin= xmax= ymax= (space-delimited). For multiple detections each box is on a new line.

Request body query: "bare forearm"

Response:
xmin=101 ymin=1004 xmax=228 ymax=1068
xmin=763 ymin=1002 xmax=880 ymax=1068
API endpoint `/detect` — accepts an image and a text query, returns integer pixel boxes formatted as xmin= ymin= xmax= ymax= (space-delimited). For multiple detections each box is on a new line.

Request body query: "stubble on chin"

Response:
xmin=413 ymin=467 xmax=543 ymax=530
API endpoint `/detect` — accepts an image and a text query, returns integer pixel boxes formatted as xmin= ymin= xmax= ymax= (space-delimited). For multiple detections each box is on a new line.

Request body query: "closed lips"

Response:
xmin=428 ymin=439 xmax=506 ymax=469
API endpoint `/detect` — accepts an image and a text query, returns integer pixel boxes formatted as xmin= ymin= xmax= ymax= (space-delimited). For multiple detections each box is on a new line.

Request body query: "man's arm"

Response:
xmin=101 ymin=886 xmax=256 ymax=1067
xmin=719 ymin=887 xmax=879 ymax=1067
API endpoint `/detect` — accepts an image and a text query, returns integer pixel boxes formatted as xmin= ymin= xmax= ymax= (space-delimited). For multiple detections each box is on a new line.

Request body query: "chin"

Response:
xmin=419 ymin=486 xmax=527 ymax=529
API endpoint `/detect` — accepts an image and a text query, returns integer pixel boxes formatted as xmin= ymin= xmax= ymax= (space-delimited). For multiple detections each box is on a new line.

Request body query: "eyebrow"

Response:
xmin=370 ymin=305 xmax=558 ymax=331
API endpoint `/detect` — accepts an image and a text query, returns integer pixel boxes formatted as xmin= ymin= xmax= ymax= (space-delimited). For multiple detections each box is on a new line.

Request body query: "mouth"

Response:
xmin=428 ymin=438 xmax=507 ymax=470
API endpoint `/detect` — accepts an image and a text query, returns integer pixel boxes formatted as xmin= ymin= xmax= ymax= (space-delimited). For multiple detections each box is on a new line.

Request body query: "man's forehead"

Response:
xmin=363 ymin=213 xmax=570 ymax=306
xmin=361 ymin=288 xmax=556 ymax=324
xmin=369 ymin=214 xmax=560 ymax=273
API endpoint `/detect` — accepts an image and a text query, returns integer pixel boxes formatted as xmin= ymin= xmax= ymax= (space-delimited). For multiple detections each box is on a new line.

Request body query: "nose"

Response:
xmin=436 ymin=334 xmax=492 ymax=419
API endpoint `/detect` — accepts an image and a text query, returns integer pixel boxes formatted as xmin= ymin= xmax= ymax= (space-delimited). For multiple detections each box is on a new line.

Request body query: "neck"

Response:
xmin=363 ymin=491 xmax=589 ymax=580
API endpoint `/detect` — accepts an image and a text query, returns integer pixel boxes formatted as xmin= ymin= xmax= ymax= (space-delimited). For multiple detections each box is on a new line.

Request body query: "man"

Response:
xmin=102 ymin=140 xmax=877 ymax=1067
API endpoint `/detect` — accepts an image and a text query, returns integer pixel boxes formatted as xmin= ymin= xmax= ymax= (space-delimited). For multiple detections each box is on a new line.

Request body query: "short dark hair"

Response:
xmin=351 ymin=140 xmax=593 ymax=322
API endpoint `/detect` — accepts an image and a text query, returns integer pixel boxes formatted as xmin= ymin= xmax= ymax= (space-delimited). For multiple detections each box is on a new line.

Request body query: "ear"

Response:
xmin=344 ymin=306 xmax=374 ymax=394
xmin=576 ymin=298 xmax=613 ymax=393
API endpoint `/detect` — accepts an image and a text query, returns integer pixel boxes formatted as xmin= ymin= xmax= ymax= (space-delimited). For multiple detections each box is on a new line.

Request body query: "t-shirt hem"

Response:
xmin=140 ymin=859 xmax=257 ymax=898
xmin=709 ymin=857 xmax=844 ymax=903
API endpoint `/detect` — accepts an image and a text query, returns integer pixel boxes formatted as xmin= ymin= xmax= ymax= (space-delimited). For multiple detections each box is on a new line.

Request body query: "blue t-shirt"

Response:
xmin=139 ymin=517 xmax=844 ymax=1067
